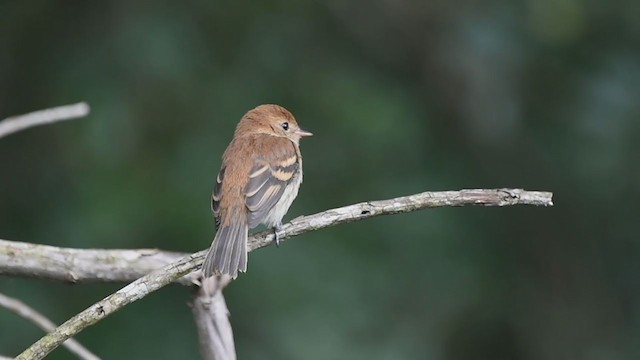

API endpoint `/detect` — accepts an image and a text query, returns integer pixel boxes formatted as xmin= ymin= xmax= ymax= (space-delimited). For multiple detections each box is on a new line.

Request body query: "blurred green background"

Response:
xmin=1 ymin=1 xmax=639 ymax=359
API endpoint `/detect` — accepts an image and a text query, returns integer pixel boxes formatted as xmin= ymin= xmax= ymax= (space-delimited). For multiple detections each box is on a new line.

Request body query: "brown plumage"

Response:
xmin=203 ymin=104 xmax=312 ymax=278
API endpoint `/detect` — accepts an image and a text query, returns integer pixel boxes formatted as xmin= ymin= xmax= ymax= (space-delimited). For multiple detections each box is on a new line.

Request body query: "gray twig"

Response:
xmin=15 ymin=188 xmax=553 ymax=359
xmin=0 ymin=292 xmax=100 ymax=360
xmin=0 ymin=102 xmax=89 ymax=138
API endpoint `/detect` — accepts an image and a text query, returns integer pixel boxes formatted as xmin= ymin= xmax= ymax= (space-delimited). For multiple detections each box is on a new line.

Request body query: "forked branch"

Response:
xmin=15 ymin=188 xmax=552 ymax=359
xmin=0 ymin=293 xmax=99 ymax=360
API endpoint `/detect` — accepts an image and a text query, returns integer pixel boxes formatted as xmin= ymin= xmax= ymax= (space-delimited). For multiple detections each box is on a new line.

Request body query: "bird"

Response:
xmin=202 ymin=104 xmax=312 ymax=278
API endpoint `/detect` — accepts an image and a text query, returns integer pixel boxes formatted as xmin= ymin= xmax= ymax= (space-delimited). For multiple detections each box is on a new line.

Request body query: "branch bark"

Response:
xmin=0 ymin=241 xmax=198 ymax=285
xmin=15 ymin=188 xmax=552 ymax=359
xmin=0 ymin=102 xmax=90 ymax=138
xmin=192 ymin=277 xmax=235 ymax=360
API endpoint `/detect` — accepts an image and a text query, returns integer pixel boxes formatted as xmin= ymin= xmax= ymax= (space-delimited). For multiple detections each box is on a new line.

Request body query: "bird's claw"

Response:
xmin=273 ymin=223 xmax=282 ymax=248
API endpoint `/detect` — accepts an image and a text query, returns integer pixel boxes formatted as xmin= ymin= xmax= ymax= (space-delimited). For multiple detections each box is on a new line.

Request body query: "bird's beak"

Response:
xmin=296 ymin=128 xmax=313 ymax=137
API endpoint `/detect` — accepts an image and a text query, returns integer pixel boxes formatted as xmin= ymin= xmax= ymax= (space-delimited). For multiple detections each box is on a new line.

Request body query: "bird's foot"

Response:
xmin=273 ymin=223 xmax=283 ymax=248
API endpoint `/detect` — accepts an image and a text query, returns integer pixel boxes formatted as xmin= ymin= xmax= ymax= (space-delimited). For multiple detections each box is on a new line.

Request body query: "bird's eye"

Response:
xmin=281 ymin=122 xmax=289 ymax=131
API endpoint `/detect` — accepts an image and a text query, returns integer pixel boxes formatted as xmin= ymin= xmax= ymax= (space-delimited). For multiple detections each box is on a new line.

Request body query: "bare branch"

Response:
xmin=0 ymin=240 xmax=198 ymax=285
xmin=0 ymin=102 xmax=90 ymax=139
xmin=0 ymin=292 xmax=100 ymax=360
xmin=249 ymin=188 xmax=553 ymax=251
xmin=192 ymin=277 xmax=236 ymax=360
xmin=16 ymin=188 xmax=553 ymax=359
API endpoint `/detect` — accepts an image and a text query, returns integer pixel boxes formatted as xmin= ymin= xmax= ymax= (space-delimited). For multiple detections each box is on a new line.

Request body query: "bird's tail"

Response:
xmin=203 ymin=217 xmax=249 ymax=278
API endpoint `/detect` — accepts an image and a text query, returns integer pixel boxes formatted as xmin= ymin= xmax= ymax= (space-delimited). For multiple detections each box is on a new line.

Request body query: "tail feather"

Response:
xmin=203 ymin=220 xmax=248 ymax=278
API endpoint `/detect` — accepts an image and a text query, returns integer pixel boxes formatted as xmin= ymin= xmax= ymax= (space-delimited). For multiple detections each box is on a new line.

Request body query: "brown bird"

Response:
xmin=202 ymin=104 xmax=312 ymax=278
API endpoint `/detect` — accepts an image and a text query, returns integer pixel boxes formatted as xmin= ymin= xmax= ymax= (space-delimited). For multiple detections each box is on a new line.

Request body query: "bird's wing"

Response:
xmin=245 ymin=140 xmax=299 ymax=228
xmin=211 ymin=166 xmax=225 ymax=229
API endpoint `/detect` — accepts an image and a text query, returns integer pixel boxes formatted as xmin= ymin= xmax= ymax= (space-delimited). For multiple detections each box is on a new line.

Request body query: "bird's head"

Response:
xmin=237 ymin=104 xmax=312 ymax=144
